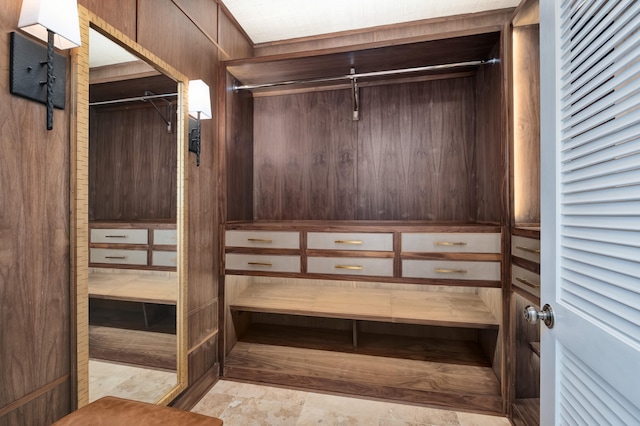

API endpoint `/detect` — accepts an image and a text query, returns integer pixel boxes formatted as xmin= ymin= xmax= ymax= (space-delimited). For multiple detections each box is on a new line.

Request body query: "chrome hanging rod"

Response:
xmin=233 ymin=58 xmax=499 ymax=91
xmin=88 ymin=92 xmax=178 ymax=106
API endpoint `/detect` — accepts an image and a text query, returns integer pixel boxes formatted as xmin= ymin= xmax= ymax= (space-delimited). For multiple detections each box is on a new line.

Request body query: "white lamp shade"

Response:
xmin=18 ymin=0 xmax=81 ymax=49
xmin=188 ymin=79 xmax=212 ymax=120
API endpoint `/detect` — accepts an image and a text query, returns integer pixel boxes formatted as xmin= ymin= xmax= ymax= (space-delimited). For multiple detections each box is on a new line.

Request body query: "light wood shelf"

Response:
xmin=230 ymin=282 xmax=499 ymax=329
xmin=89 ymin=271 xmax=177 ymax=305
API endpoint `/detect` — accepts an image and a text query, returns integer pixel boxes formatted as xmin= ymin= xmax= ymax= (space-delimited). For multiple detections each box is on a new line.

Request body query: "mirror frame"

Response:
xmin=70 ymin=6 xmax=188 ymax=408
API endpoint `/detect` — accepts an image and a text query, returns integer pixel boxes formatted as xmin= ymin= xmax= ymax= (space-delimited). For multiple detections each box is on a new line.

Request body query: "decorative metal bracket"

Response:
xmin=350 ymin=67 xmax=359 ymax=121
xmin=143 ymin=91 xmax=173 ymax=133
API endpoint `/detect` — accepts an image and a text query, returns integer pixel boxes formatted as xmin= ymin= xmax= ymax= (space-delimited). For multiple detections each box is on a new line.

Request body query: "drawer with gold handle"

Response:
xmin=512 ymin=236 xmax=540 ymax=263
xmin=512 ymin=265 xmax=541 ymax=298
xmin=90 ymin=229 xmax=148 ymax=245
xmin=225 ymin=253 xmax=300 ymax=273
xmin=152 ymin=250 xmax=177 ymax=268
xmin=226 ymin=230 xmax=299 ymax=249
xmin=90 ymin=248 xmax=147 ymax=265
xmin=403 ymin=260 xmax=500 ymax=280
xmin=402 ymin=233 xmax=501 ymax=253
xmin=308 ymin=257 xmax=393 ymax=276
xmin=153 ymin=229 xmax=177 ymax=246
xmin=307 ymin=232 xmax=392 ymax=251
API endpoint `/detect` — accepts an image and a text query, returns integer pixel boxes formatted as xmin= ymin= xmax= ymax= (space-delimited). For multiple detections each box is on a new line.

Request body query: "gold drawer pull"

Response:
xmin=435 ymin=268 xmax=468 ymax=274
xmin=247 ymin=238 xmax=273 ymax=243
xmin=434 ymin=241 xmax=467 ymax=246
xmin=516 ymin=277 xmax=540 ymax=289
xmin=105 ymin=256 xmax=126 ymax=260
xmin=516 ymin=246 xmax=541 ymax=254
xmin=334 ymin=240 xmax=363 ymax=245
xmin=335 ymin=265 xmax=363 ymax=270
xmin=248 ymin=261 xmax=272 ymax=267
xmin=105 ymin=235 xmax=127 ymax=238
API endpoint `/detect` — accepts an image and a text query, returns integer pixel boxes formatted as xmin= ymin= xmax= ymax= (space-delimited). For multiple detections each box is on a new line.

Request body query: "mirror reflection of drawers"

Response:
xmin=90 ymin=248 xmax=148 ymax=265
xmin=89 ymin=222 xmax=177 ymax=271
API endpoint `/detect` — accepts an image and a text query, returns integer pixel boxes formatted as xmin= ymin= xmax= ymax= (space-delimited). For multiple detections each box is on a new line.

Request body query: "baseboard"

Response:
xmin=170 ymin=363 xmax=220 ymax=411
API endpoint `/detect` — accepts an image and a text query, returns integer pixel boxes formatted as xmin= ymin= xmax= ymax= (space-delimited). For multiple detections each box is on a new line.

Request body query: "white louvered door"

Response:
xmin=540 ymin=0 xmax=640 ymax=424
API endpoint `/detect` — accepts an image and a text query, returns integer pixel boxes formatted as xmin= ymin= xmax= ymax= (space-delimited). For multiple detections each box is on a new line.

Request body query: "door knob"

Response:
xmin=524 ymin=304 xmax=555 ymax=329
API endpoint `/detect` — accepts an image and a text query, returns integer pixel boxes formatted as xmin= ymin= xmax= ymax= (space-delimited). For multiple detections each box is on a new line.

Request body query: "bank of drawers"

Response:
xmin=225 ymin=227 xmax=501 ymax=283
xmin=511 ymin=234 xmax=540 ymax=300
xmin=90 ymin=223 xmax=177 ymax=270
xmin=401 ymin=232 xmax=501 ymax=281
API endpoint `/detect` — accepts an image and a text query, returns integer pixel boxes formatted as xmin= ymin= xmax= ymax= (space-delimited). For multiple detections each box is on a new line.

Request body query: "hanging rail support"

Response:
xmin=144 ymin=91 xmax=173 ymax=133
xmin=351 ymin=67 xmax=360 ymax=121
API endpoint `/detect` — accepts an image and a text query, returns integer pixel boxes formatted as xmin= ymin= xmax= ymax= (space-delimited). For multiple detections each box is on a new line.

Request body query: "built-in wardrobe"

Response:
xmin=509 ymin=0 xmax=541 ymax=424
xmin=218 ymin=10 xmax=514 ymax=415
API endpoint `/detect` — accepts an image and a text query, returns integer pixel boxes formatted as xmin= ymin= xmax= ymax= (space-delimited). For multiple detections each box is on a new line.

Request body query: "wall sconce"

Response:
xmin=10 ymin=0 xmax=81 ymax=131
xmin=188 ymin=79 xmax=212 ymax=167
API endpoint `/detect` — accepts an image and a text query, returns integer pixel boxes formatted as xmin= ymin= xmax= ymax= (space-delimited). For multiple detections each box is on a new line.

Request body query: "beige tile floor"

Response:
xmin=192 ymin=380 xmax=511 ymax=426
xmin=89 ymin=359 xmax=177 ymax=404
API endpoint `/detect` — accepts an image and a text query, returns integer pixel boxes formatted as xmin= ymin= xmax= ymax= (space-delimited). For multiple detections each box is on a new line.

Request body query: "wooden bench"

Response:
xmin=52 ymin=396 xmax=222 ymax=425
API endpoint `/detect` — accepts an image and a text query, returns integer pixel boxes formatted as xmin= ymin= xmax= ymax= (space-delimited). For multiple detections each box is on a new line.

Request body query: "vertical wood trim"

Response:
xmin=72 ymin=6 xmax=91 ymax=408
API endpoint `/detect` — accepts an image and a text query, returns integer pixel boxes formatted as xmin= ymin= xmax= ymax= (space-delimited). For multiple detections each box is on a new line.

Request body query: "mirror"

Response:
xmin=72 ymin=8 xmax=187 ymax=408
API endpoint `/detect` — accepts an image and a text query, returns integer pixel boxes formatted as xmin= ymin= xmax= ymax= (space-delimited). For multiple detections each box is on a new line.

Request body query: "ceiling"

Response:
xmin=220 ymin=0 xmax=520 ymax=44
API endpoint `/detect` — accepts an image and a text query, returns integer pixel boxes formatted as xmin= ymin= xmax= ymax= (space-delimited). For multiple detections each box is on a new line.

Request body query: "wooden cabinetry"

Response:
xmin=220 ymin=11 xmax=510 ymax=415
xmin=509 ymin=0 xmax=541 ymax=424
xmin=89 ymin=222 xmax=177 ymax=271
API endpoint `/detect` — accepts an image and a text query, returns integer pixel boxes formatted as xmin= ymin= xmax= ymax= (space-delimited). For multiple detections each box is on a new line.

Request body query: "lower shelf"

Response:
xmin=224 ymin=324 xmax=502 ymax=413
xmin=89 ymin=325 xmax=176 ymax=370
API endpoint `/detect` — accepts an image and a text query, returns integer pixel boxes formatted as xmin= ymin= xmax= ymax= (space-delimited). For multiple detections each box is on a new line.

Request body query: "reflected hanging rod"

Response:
xmin=233 ymin=58 xmax=499 ymax=91
xmin=89 ymin=91 xmax=178 ymax=133
xmin=88 ymin=92 xmax=178 ymax=106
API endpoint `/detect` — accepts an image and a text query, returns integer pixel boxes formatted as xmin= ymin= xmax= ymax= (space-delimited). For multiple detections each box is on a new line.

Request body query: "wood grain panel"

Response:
xmin=218 ymin=8 xmax=253 ymax=60
xmin=225 ymin=342 xmax=503 ymax=413
xmin=226 ymin=74 xmax=254 ymax=221
xmin=475 ymin=41 xmax=505 ymax=223
xmin=89 ymin=104 xmax=177 ymax=221
xmin=78 ymin=0 xmax=137 ymax=40
xmin=187 ymin=336 xmax=218 ymax=385
xmin=0 ymin=380 xmax=70 ymax=426
xmin=253 ymin=90 xmax=357 ymax=220
xmin=512 ymin=25 xmax=540 ymax=225
xmin=254 ymin=9 xmax=513 ymax=57
xmin=0 ymin=2 xmax=71 ymax=420
xmin=188 ymin=300 xmax=219 ymax=349
xmin=357 ymin=78 xmax=476 ymax=220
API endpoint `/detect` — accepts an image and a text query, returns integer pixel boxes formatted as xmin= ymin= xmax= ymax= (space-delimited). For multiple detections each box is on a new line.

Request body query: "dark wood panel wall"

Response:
xmin=250 ymin=75 xmax=502 ymax=223
xmin=89 ymin=105 xmax=177 ymax=221
xmin=0 ymin=2 xmax=71 ymax=424
xmin=1 ymin=0 xmax=252 ymax=423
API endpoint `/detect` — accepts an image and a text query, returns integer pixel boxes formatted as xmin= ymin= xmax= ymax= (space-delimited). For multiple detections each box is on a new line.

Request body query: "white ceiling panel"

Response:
xmin=221 ymin=0 xmax=520 ymax=44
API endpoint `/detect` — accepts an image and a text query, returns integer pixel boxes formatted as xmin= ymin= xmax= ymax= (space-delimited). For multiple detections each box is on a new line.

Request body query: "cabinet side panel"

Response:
xmin=475 ymin=41 xmax=504 ymax=223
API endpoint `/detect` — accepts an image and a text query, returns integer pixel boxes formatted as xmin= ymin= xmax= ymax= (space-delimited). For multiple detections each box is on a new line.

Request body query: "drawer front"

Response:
xmin=512 ymin=265 xmax=541 ymax=298
xmin=307 ymin=232 xmax=393 ymax=251
xmin=308 ymin=257 xmax=394 ymax=277
xmin=226 ymin=230 xmax=300 ymax=249
xmin=90 ymin=248 xmax=148 ymax=266
xmin=152 ymin=250 xmax=177 ymax=267
xmin=91 ymin=228 xmax=148 ymax=245
xmin=403 ymin=260 xmax=501 ymax=281
xmin=512 ymin=236 xmax=541 ymax=263
xmin=153 ymin=229 xmax=177 ymax=246
xmin=402 ymin=233 xmax=501 ymax=253
xmin=226 ymin=254 xmax=300 ymax=273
